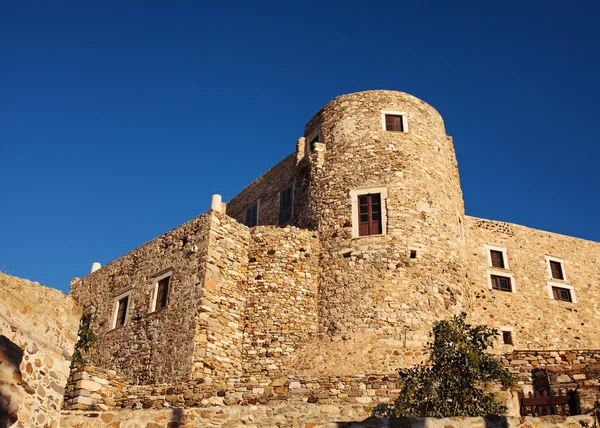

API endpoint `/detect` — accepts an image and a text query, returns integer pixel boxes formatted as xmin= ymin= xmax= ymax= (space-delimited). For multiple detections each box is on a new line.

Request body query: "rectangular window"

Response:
xmin=279 ymin=184 xmax=293 ymax=225
xmin=308 ymin=133 xmax=320 ymax=152
xmin=502 ymin=331 xmax=513 ymax=345
xmin=552 ymin=286 xmax=572 ymax=302
xmin=244 ymin=201 xmax=259 ymax=227
xmin=385 ymin=114 xmax=405 ymax=132
xmin=115 ymin=296 xmax=129 ymax=327
xmin=490 ymin=250 xmax=505 ymax=268
xmin=155 ymin=276 xmax=170 ymax=310
xmin=358 ymin=193 xmax=382 ymax=236
xmin=549 ymin=260 xmax=564 ymax=280
xmin=490 ymin=275 xmax=512 ymax=292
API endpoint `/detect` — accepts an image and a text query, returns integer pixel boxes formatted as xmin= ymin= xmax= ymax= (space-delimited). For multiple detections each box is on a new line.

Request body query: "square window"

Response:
xmin=155 ymin=276 xmax=170 ymax=310
xmin=552 ymin=286 xmax=572 ymax=302
xmin=490 ymin=250 xmax=505 ymax=269
xmin=115 ymin=296 xmax=129 ymax=328
xmin=385 ymin=114 xmax=405 ymax=132
xmin=358 ymin=193 xmax=382 ymax=236
xmin=244 ymin=201 xmax=259 ymax=227
xmin=502 ymin=331 xmax=513 ymax=345
xmin=279 ymin=184 xmax=293 ymax=225
xmin=490 ymin=275 xmax=512 ymax=292
xmin=549 ymin=260 xmax=564 ymax=280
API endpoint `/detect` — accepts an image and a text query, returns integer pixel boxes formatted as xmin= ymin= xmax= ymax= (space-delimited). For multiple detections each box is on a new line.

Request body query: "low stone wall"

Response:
xmin=0 ymin=272 xmax=80 ymax=428
xmin=59 ymin=407 xmax=595 ymax=428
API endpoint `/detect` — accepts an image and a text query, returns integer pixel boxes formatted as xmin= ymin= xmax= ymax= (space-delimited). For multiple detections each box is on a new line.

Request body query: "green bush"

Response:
xmin=374 ymin=312 xmax=515 ymax=417
xmin=71 ymin=312 xmax=97 ymax=367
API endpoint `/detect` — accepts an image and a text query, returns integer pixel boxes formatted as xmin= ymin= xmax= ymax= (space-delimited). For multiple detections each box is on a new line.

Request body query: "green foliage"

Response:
xmin=71 ymin=312 xmax=97 ymax=367
xmin=374 ymin=312 xmax=515 ymax=418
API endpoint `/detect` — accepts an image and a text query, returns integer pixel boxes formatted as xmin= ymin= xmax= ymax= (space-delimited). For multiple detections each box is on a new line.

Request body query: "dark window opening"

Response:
xmin=385 ymin=114 xmax=404 ymax=132
xmin=358 ymin=193 xmax=382 ymax=236
xmin=279 ymin=184 xmax=293 ymax=225
xmin=491 ymin=275 xmax=512 ymax=292
xmin=552 ymin=286 xmax=572 ymax=302
xmin=155 ymin=277 xmax=170 ymax=310
xmin=410 ymin=250 xmax=417 ymax=259
xmin=502 ymin=331 xmax=513 ymax=345
xmin=490 ymin=250 xmax=505 ymax=268
xmin=244 ymin=201 xmax=259 ymax=227
xmin=550 ymin=260 xmax=564 ymax=280
xmin=115 ymin=296 xmax=129 ymax=327
xmin=308 ymin=133 xmax=320 ymax=152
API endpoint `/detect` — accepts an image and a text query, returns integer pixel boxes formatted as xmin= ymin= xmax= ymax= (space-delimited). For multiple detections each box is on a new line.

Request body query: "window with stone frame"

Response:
xmin=114 ymin=295 xmax=129 ymax=328
xmin=490 ymin=275 xmax=512 ymax=292
xmin=502 ymin=330 xmax=513 ymax=345
xmin=358 ymin=193 xmax=382 ymax=236
xmin=489 ymin=250 xmax=505 ymax=269
xmin=244 ymin=201 xmax=259 ymax=227
xmin=155 ymin=276 xmax=170 ymax=310
xmin=385 ymin=114 xmax=405 ymax=132
xmin=279 ymin=183 xmax=293 ymax=225
xmin=549 ymin=260 xmax=564 ymax=280
xmin=552 ymin=286 xmax=572 ymax=302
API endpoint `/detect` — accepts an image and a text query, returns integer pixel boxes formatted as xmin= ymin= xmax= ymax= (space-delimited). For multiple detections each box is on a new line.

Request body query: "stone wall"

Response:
xmin=59 ymin=408 xmax=594 ymax=428
xmin=243 ymin=226 xmax=320 ymax=375
xmin=0 ymin=272 xmax=80 ymax=427
xmin=192 ymin=212 xmax=250 ymax=379
xmin=69 ymin=212 xmax=212 ymax=385
xmin=466 ymin=216 xmax=600 ymax=350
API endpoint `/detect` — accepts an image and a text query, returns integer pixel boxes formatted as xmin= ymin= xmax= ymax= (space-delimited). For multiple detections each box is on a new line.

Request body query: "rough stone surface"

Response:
xmin=0 ymin=272 xmax=80 ymax=427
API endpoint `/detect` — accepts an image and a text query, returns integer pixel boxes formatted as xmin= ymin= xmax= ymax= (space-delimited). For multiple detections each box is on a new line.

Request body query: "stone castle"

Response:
xmin=3 ymin=90 xmax=600 ymax=427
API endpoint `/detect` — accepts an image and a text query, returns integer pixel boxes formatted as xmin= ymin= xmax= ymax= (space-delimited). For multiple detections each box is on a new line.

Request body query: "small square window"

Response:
xmin=115 ymin=296 xmax=129 ymax=328
xmin=358 ymin=193 xmax=382 ymax=236
xmin=279 ymin=184 xmax=293 ymax=225
xmin=549 ymin=260 xmax=564 ymax=280
xmin=552 ymin=286 xmax=572 ymax=302
xmin=490 ymin=250 xmax=505 ymax=269
xmin=244 ymin=201 xmax=259 ymax=227
xmin=385 ymin=114 xmax=405 ymax=132
xmin=490 ymin=275 xmax=511 ymax=292
xmin=155 ymin=277 xmax=170 ymax=310
xmin=502 ymin=331 xmax=513 ymax=345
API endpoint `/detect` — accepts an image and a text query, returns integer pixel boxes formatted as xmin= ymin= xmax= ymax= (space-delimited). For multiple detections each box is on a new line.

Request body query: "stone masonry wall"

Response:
xmin=466 ymin=216 xmax=600 ymax=350
xmin=192 ymin=211 xmax=250 ymax=380
xmin=225 ymin=154 xmax=297 ymax=226
xmin=0 ymin=272 xmax=80 ymax=428
xmin=69 ymin=212 xmax=212 ymax=385
xmin=243 ymin=226 xmax=320 ymax=375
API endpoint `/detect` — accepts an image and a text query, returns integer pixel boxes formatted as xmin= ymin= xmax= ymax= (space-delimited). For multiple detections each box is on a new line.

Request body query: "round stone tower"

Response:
xmin=296 ymin=90 xmax=470 ymax=373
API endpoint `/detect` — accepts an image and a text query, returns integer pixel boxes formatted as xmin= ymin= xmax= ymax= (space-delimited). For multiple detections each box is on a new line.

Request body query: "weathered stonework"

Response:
xmin=0 ymin=272 xmax=80 ymax=427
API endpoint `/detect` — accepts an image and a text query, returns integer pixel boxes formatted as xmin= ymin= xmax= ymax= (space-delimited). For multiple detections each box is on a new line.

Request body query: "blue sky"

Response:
xmin=1 ymin=1 xmax=599 ymax=294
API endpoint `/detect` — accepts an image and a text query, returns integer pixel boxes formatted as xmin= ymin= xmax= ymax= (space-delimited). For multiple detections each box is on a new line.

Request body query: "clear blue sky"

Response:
xmin=2 ymin=1 xmax=599 ymax=294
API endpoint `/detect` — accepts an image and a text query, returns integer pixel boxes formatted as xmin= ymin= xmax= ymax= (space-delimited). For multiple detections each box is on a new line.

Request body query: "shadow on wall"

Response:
xmin=338 ymin=416 xmax=509 ymax=428
xmin=169 ymin=407 xmax=183 ymax=427
xmin=0 ymin=335 xmax=24 ymax=427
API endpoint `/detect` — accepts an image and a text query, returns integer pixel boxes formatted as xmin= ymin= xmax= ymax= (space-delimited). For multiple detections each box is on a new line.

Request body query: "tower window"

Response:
xmin=155 ymin=276 xmax=170 ymax=310
xmin=490 ymin=250 xmax=505 ymax=269
xmin=358 ymin=193 xmax=382 ymax=236
xmin=502 ymin=330 xmax=513 ymax=345
xmin=552 ymin=286 xmax=572 ymax=302
xmin=549 ymin=260 xmax=564 ymax=280
xmin=279 ymin=183 xmax=293 ymax=225
xmin=114 ymin=295 xmax=129 ymax=328
xmin=307 ymin=131 xmax=321 ymax=152
xmin=490 ymin=275 xmax=511 ymax=292
xmin=244 ymin=201 xmax=259 ymax=227
xmin=385 ymin=114 xmax=405 ymax=132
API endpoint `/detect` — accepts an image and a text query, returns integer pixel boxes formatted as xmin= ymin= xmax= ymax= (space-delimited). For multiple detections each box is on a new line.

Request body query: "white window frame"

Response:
xmin=306 ymin=128 xmax=322 ymax=152
xmin=381 ymin=110 xmax=408 ymax=132
xmin=485 ymin=245 xmax=509 ymax=269
xmin=545 ymin=256 xmax=567 ymax=281
xmin=547 ymin=282 xmax=577 ymax=303
xmin=111 ymin=289 xmax=132 ymax=329
xmin=500 ymin=326 xmax=515 ymax=346
xmin=487 ymin=271 xmax=517 ymax=293
xmin=244 ymin=200 xmax=259 ymax=227
xmin=349 ymin=186 xmax=388 ymax=238
xmin=150 ymin=269 xmax=173 ymax=313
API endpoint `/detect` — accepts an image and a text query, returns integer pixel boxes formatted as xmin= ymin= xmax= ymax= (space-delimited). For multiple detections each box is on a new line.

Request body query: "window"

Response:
xmin=381 ymin=110 xmax=408 ymax=132
xmin=279 ymin=183 xmax=293 ymax=225
xmin=549 ymin=260 xmax=564 ymax=280
xmin=490 ymin=275 xmax=512 ymax=292
xmin=358 ymin=194 xmax=382 ymax=236
xmin=385 ymin=114 xmax=404 ymax=132
xmin=552 ymin=286 xmax=572 ymax=302
xmin=490 ymin=250 xmax=505 ymax=268
xmin=306 ymin=129 xmax=321 ymax=152
xmin=244 ymin=201 xmax=259 ymax=227
xmin=151 ymin=270 xmax=172 ymax=313
xmin=112 ymin=292 xmax=131 ymax=329
xmin=502 ymin=330 xmax=513 ymax=345
xmin=350 ymin=187 xmax=388 ymax=238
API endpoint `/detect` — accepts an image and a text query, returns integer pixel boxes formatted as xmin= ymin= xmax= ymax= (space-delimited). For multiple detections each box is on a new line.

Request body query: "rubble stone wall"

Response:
xmin=466 ymin=216 xmax=600 ymax=350
xmin=0 ymin=273 xmax=80 ymax=428
xmin=243 ymin=226 xmax=320 ymax=375
xmin=69 ymin=212 xmax=212 ymax=385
